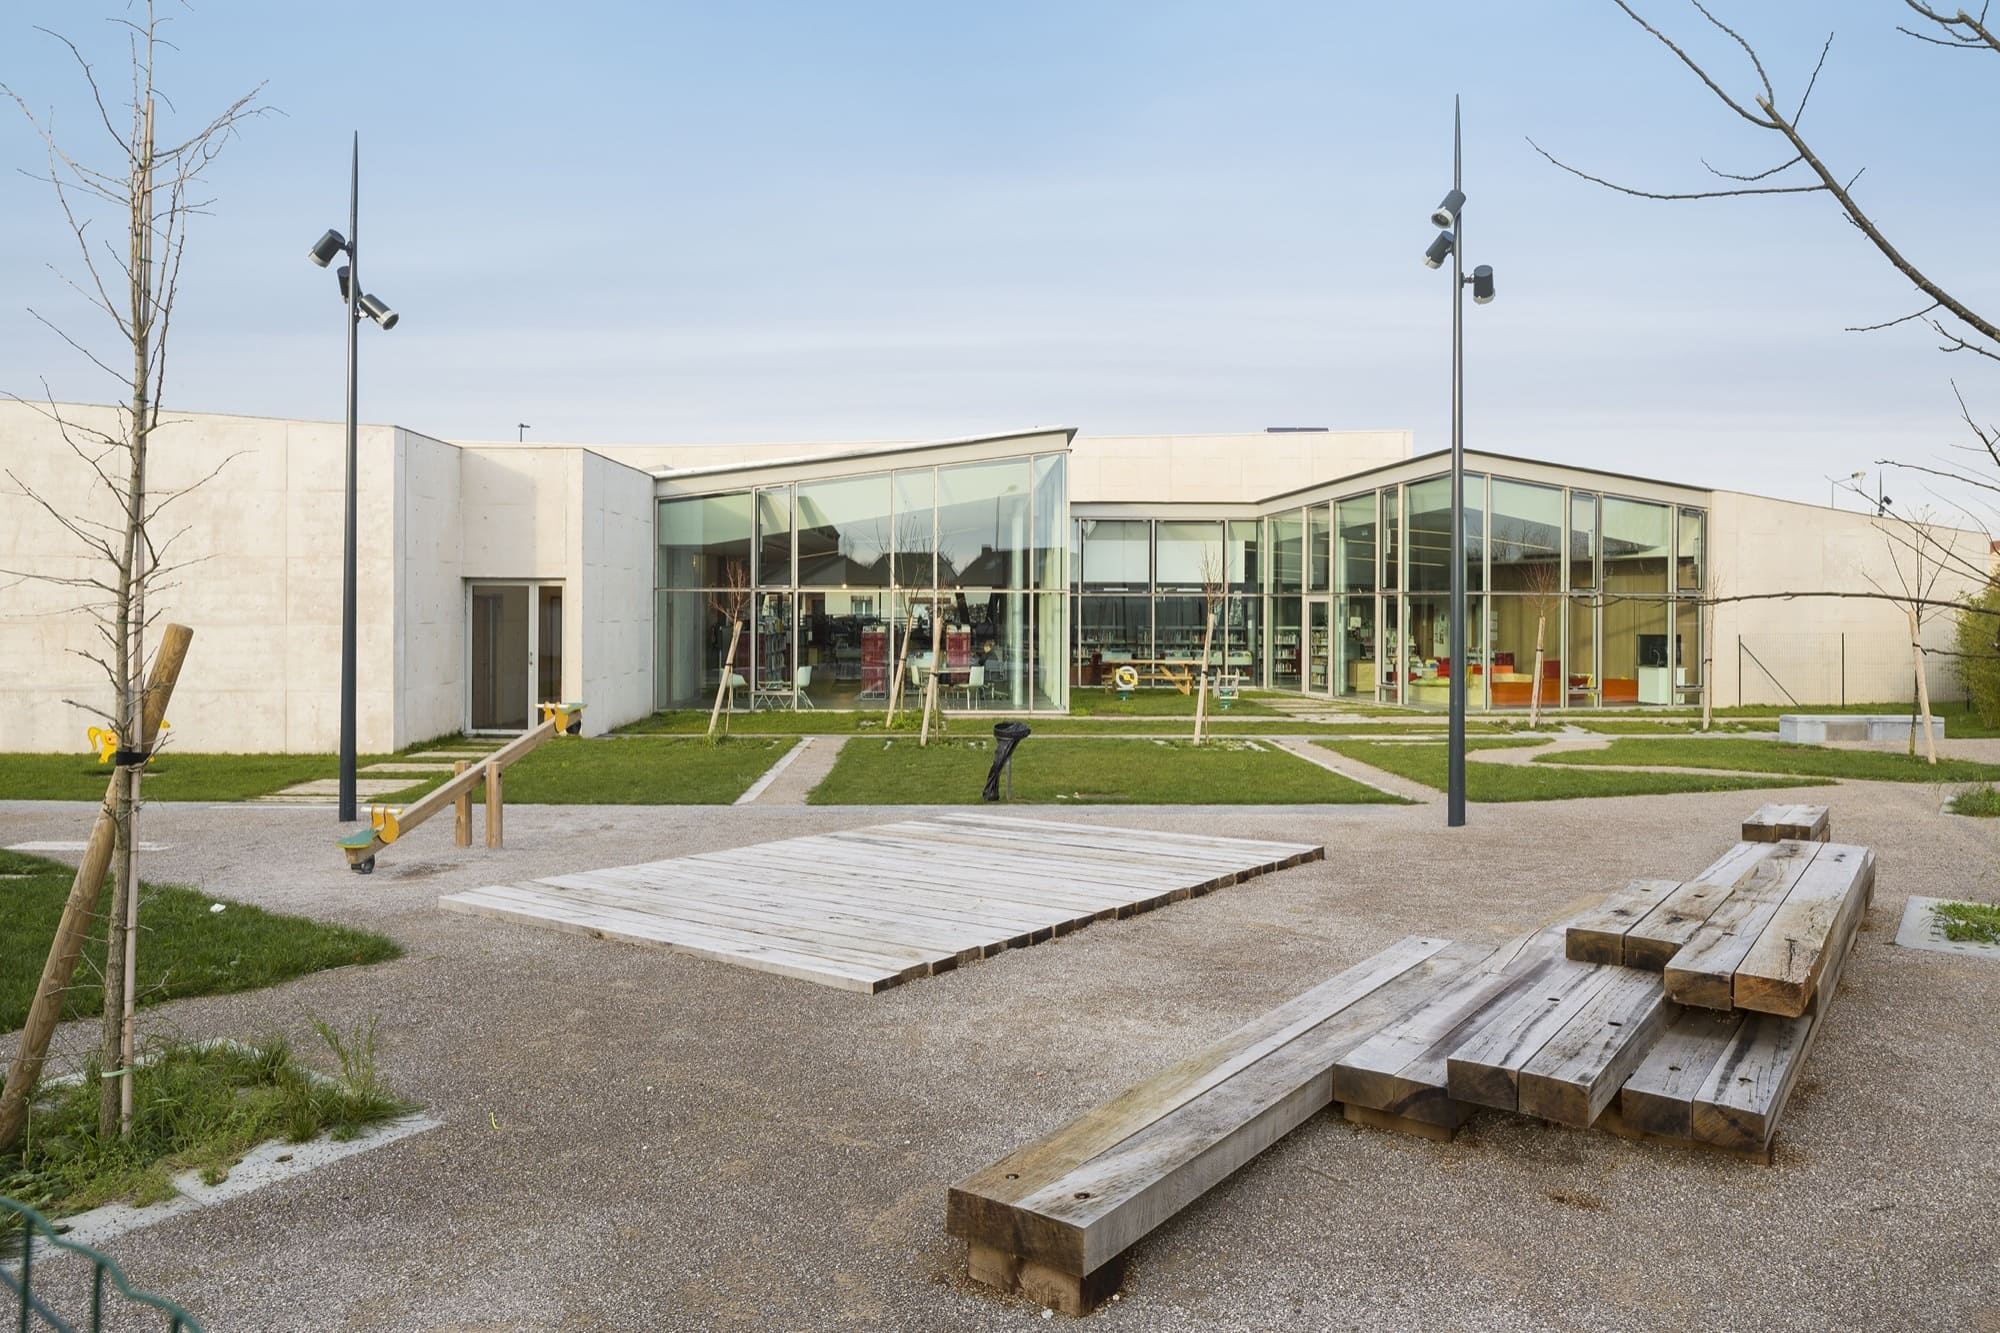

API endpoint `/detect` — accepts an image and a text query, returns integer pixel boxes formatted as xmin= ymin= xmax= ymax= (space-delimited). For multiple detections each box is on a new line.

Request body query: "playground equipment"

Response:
xmin=1112 ymin=664 xmax=1139 ymax=702
xmin=336 ymin=700 xmax=584 ymax=874
xmin=88 ymin=720 xmax=168 ymax=762
xmin=1216 ymin=673 xmax=1241 ymax=710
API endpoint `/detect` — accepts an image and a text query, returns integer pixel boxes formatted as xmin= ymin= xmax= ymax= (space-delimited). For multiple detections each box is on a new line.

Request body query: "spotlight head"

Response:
xmin=336 ymin=264 xmax=351 ymax=301
xmin=1430 ymin=188 xmax=1465 ymax=230
xmin=1423 ymin=230 xmax=1455 ymax=270
xmin=308 ymin=229 xmax=347 ymax=267
xmin=359 ymin=292 xmax=399 ymax=329
xmin=1471 ymin=264 xmax=1495 ymax=304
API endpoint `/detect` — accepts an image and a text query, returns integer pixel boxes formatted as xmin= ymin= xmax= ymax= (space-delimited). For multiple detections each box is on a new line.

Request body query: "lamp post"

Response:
xmin=1423 ymin=98 xmax=1496 ymax=830
xmin=308 ymin=134 xmax=400 ymax=823
xmin=1827 ymin=469 xmax=1865 ymax=509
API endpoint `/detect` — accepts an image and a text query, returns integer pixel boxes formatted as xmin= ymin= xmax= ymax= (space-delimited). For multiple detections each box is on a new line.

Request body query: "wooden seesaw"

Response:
xmin=337 ymin=701 xmax=585 ymax=874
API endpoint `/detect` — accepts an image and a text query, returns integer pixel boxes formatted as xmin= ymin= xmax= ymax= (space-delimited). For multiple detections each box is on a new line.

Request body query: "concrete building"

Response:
xmin=1 ymin=401 xmax=1986 ymax=752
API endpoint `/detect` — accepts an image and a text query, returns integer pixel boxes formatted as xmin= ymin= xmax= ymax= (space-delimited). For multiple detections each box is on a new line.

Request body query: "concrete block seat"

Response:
xmin=1779 ymin=713 xmax=1944 ymax=743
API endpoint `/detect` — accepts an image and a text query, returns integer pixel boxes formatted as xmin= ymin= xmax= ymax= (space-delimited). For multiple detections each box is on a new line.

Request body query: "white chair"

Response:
xmin=958 ymin=665 xmax=986 ymax=709
xmin=794 ymin=664 xmax=816 ymax=710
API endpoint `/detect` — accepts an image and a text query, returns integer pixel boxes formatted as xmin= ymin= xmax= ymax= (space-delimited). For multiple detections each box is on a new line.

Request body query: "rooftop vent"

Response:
xmin=1264 ymin=426 xmax=1329 ymax=433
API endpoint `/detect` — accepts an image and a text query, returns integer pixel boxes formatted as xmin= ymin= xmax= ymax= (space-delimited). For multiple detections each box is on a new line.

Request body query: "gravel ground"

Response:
xmin=3 ymin=784 xmax=1997 ymax=1332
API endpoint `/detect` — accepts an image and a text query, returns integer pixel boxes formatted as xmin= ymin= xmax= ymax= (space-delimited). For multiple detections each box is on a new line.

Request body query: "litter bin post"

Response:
xmin=983 ymin=721 xmax=1032 ymax=803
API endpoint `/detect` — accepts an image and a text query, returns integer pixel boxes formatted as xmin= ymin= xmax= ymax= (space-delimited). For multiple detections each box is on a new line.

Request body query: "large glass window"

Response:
xmin=654 ymin=589 xmax=735 ymax=709
xmin=1406 ymin=478 xmax=1451 ymax=594
xmin=1602 ymin=497 xmax=1671 ymax=594
xmin=1076 ymin=595 xmax=1149 ymax=685
xmin=1487 ymin=594 xmax=1559 ymax=710
xmin=892 ymin=468 xmax=935 ymax=588
xmin=1228 ymin=520 xmax=1262 ymax=593
xmin=1154 ymin=595 xmax=1212 ymax=663
xmin=1337 ymin=494 xmax=1376 ymax=594
xmin=1272 ymin=511 xmax=1304 ymax=595
xmin=1156 ymin=521 xmax=1223 ymax=593
xmin=755 ymin=488 xmax=792 ymax=587
xmin=1490 ymin=480 xmax=1564 ymax=595
xmin=752 ymin=592 xmax=794 ymax=697
xmin=1677 ymin=508 xmax=1705 ymax=592
xmin=658 ymin=492 xmax=752 ymax=590
xmin=1080 ymin=519 xmax=1149 ymax=590
xmin=942 ymin=591 xmax=1027 ymax=711
xmin=1566 ymin=597 xmax=1597 ymax=706
xmin=795 ymin=474 xmax=891 ymax=587
xmin=1404 ymin=594 xmax=1487 ymax=708
xmin=1308 ymin=506 xmax=1331 ymax=592
xmin=1224 ymin=595 xmax=1262 ymax=687
xmin=1033 ymin=453 xmax=1067 ymax=591
xmin=1336 ymin=591 xmax=1376 ymax=698
xmin=1034 ymin=592 xmax=1067 ymax=711
xmin=937 ymin=458 xmax=1031 ymax=589
xmin=1568 ymin=492 xmax=1597 ymax=591
xmin=1383 ymin=486 xmax=1401 ymax=592
xmin=1601 ymin=596 xmax=1669 ymax=705
xmin=799 ymin=589 xmax=886 ymax=708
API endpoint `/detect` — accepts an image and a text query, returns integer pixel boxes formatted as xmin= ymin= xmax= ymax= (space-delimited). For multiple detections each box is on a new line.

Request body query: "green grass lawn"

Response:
xmin=1067 ymin=687 xmax=1282 ymax=717
xmin=1 ymin=850 xmax=401 ymax=1033
xmin=0 ymin=752 xmax=371 ymax=802
xmin=464 ymin=736 xmax=797 ymax=804
xmin=809 ymin=736 xmax=1406 ymax=805
xmin=1316 ymin=738 xmax=1831 ymax=802
xmin=1536 ymin=737 xmax=2000 ymax=784
xmin=1712 ymin=700 xmax=1998 ymax=739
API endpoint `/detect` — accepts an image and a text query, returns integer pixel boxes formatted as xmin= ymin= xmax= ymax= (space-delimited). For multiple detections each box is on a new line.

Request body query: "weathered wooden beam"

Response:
xmin=1665 ymin=841 xmax=1824 ymax=1010
xmin=1731 ymin=845 xmax=1873 ymax=1018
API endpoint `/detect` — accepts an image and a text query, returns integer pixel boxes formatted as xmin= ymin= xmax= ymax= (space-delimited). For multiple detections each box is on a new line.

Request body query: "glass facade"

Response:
xmin=655 ymin=449 xmax=1068 ymax=712
xmin=655 ymin=448 xmax=1704 ymax=716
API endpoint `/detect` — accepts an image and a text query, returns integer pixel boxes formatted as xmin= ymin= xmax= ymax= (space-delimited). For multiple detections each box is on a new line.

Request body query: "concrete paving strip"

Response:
xmin=261 ymin=778 xmax=427 ymax=800
xmin=9 ymin=840 xmax=170 ymax=852
xmin=742 ymin=735 xmax=849 ymax=804
xmin=9 ymin=1112 xmax=441 ymax=1259
xmin=1896 ymin=895 xmax=2000 ymax=961
xmin=359 ymin=762 xmax=457 ymax=774
xmin=1268 ymin=738 xmax=1435 ymax=802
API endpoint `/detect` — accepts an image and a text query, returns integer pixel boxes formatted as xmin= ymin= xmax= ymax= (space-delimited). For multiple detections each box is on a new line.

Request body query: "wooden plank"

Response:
xmin=1331 ymin=934 xmax=1559 ymax=1127
xmin=1665 ymin=841 xmax=1824 ymax=1010
xmin=1563 ymin=880 xmax=1681 ymax=966
xmin=1688 ymin=1011 xmax=1815 ymax=1152
xmin=912 ymin=819 xmax=1312 ymax=877
xmin=1515 ymin=966 xmax=1674 ymax=1128
xmin=1621 ymin=841 xmax=1779 ymax=970
xmin=438 ymin=888 xmax=899 ymax=992
xmin=1444 ymin=958 xmax=1622 ymax=1111
xmin=949 ymin=938 xmax=1486 ymax=1282
xmin=706 ymin=838 xmax=1144 ymax=916
xmin=820 ymin=828 xmax=1201 ymax=893
xmin=856 ymin=821 xmax=1254 ymax=886
xmin=1616 ymin=1006 xmax=1746 ymax=1140
xmin=938 ymin=810 xmax=1319 ymax=863
xmin=1731 ymin=844 xmax=1874 ymax=1018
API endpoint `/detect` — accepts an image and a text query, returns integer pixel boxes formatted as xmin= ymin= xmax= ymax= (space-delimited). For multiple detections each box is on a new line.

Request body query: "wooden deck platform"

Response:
xmin=438 ymin=812 xmax=1323 ymax=993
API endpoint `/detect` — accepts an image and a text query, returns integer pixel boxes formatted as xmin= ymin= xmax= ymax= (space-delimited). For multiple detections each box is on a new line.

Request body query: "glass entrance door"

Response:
xmin=469 ymin=581 xmax=562 ymax=732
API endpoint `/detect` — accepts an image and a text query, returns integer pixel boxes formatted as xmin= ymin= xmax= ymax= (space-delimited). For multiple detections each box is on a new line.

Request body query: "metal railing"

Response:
xmin=3 ymin=1197 xmax=203 ymax=1332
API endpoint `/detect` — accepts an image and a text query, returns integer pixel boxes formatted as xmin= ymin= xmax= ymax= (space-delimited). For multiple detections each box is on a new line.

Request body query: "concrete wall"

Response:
xmin=1706 ymin=491 xmax=1989 ymax=707
xmin=578 ymin=451 xmax=656 ymax=733
xmin=1068 ymin=431 xmax=1411 ymax=505
xmin=393 ymin=428 xmax=465 ymax=747
xmin=0 ymin=402 xmax=402 ymax=753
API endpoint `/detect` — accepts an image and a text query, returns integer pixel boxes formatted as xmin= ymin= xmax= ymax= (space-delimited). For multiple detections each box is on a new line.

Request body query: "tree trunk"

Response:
xmin=888 ymin=607 xmax=916 ymax=725
xmin=1701 ymin=598 xmax=1716 ymax=733
xmin=1194 ymin=605 xmax=1217 ymax=745
xmin=707 ymin=619 xmax=742 ymax=740
xmin=920 ymin=601 xmax=944 ymax=747
xmin=1910 ymin=607 xmax=1938 ymax=765
xmin=102 ymin=96 xmax=155 ymax=1142
xmin=0 ymin=625 xmax=191 ymax=1156
xmin=1528 ymin=611 xmax=1546 ymax=728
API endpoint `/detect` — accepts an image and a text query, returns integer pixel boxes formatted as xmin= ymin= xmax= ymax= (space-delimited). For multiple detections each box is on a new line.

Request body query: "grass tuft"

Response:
xmin=1931 ymin=900 xmax=2000 ymax=946
xmin=1948 ymin=784 xmax=2000 ymax=817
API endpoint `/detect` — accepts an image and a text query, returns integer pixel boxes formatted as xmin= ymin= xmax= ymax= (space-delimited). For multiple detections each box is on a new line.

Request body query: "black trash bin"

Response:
xmin=982 ymin=721 xmax=1032 ymax=802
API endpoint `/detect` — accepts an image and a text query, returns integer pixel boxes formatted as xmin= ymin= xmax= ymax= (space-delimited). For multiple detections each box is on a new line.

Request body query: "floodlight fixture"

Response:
xmin=1470 ymin=264 xmax=1495 ymax=304
xmin=336 ymin=264 xmax=352 ymax=301
xmin=308 ymin=228 xmax=348 ymax=267
xmin=358 ymin=292 xmax=398 ymax=329
xmin=1430 ymin=188 xmax=1465 ymax=229
xmin=1423 ymin=230 xmax=1455 ymax=269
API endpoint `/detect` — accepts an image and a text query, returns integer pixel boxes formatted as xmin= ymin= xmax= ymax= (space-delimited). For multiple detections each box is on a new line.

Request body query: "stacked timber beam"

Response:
xmin=950 ymin=806 xmax=1869 ymax=1315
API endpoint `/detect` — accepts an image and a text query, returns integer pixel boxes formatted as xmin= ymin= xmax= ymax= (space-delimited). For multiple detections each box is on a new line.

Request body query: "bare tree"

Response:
xmin=706 ymin=560 xmax=750 ymax=738
xmin=1519 ymin=559 xmax=1562 ymax=727
xmin=1868 ymin=505 xmax=1954 ymax=761
xmin=1193 ymin=550 xmax=1226 ymax=745
xmin=0 ymin=4 xmax=262 ymax=1141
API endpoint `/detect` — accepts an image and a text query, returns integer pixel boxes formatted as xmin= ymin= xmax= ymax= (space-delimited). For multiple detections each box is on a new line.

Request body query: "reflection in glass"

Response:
xmin=752 ymin=592 xmax=794 ymax=701
xmin=1383 ymin=486 xmax=1401 ymax=591
xmin=1034 ymin=592 xmax=1067 ymax=710
xmin=1156 ymin=521 xmax=1223 ymax=593
xmin=892 ymin=469 xmax=935 ymax=588
xmin=1337 ymin=494 xmax=1376 ymax=594
xmin=1076 ymin=595 xmax=1149 ymax=685
xmin=1336 ymin=592 xmax=1376 ymax=698
xmin=1225 ymin=595 xmax=1262 ymax=687
xmin=1227 ymin=520 xmax=1262 ymax=592
xmin=1603 ymin=497 xmax=1672 ymax=594
xmin=796 ymin=475 xmax=892 ymax=587
xmin=1308 ymin=506 xmax=1331 ymax=592
xmin=1080 ymin=519 xmax=1150 ymax=590
xmin=1034 ymin=454 xmax=1067 ymax=592
xmin=756 ymin=488 xmax=791 ymax=587
xmin=1566 ymin=597 xmax=1597 ymax=706
xmin=800 ymin=589 xmax=887 ymax=707
xmin=1678 ymin=508 xmax=1704 ymax=591
xmin=1272 ymin=512 xmax=1304 ymax=594
xmin=1568 ymin=492 xmax=1596 ymax=591
xmin=1601 ymin=595 xmax=1669 ymax=705
xmin=658 ymin=492 xmax=752 ymax=589
xmin=653 ymin=589 xmax=741 ymax=710
xmin=937 ymin=458 xmax=1031 ymax=588
xmin=940 ymin=592 xmax=1027 ymax=711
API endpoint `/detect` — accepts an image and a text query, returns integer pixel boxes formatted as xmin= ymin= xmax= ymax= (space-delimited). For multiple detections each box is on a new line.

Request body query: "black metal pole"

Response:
xmin=1447 ymin=99 xmax=1467 ymax=828
xmin=339 ymin=134 xmax=360 ymax=823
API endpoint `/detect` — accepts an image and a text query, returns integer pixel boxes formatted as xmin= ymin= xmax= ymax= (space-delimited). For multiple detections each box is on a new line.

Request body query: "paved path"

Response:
xmin=739 ymin=734 xmax=847 ymax=804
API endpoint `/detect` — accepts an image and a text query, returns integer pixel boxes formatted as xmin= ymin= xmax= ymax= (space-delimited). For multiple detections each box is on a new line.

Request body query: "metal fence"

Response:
xmin=3 ymin=1197 xmax=203 ymax=1332
xmin=1732 ymin=633 xmax=1965 ymax=709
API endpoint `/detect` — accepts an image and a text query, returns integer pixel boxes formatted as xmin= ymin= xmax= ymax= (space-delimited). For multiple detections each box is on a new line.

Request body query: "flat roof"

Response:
xmin=647 ymin=427 xmax=1076 ymax=481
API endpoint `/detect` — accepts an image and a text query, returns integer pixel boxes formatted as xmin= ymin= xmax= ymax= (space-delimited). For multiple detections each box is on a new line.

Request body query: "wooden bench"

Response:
xmin=946 ymin=936 xmax=1482 ymax=1315
xmin=1742 ymin=803 xmax=1830 ymax=843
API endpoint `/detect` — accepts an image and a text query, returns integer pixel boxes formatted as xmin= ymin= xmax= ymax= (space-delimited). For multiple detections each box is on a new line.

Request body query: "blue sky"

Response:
xmin=2 ymin=1 xmax=1993 ymax=510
